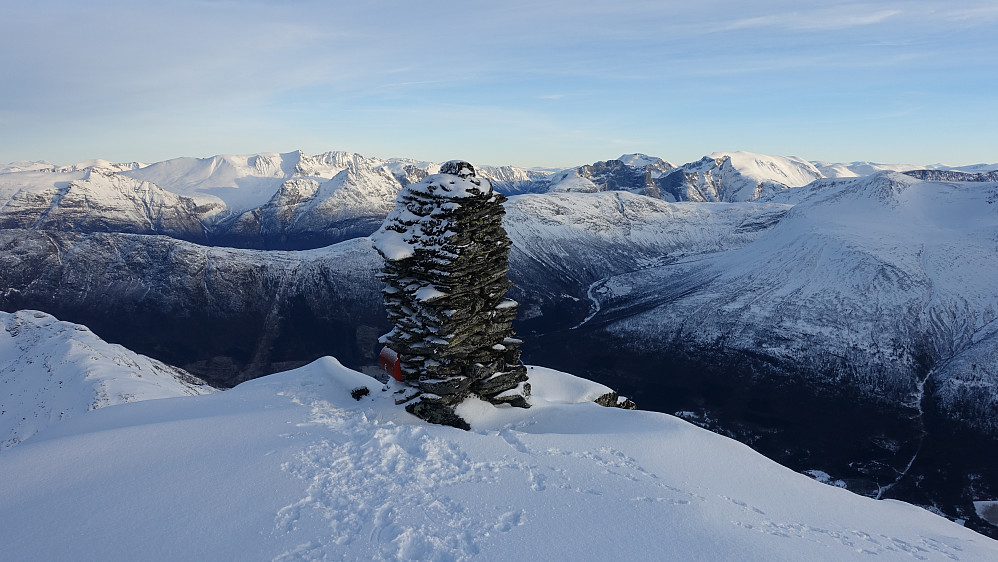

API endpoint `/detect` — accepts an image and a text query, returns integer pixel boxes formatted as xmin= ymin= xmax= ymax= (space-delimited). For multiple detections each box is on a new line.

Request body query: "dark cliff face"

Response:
xmin=903 ymin=169 xmax=998 ymax=182
xmin=0 ymin=230 xmax=387 ymax=387
xmin=576 ymin=159 xmax=658 ymax=196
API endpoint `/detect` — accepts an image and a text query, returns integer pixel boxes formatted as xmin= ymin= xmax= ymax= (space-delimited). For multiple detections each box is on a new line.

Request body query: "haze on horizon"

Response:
xmin=2 ymin=0 xmax=996 ymax=169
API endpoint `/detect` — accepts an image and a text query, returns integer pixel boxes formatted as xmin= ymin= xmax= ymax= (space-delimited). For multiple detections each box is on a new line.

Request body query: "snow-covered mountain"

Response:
xmin=6 ymin=148 xmax=987 ymax=251
xmin=812 ymin=161 xmax=924 ymax=178
xmin=0 ymin=230 xmax=385 ymax=386
xmin=0 ymin=150 xmax=547 ymax=249
xmin=3 ymin=170 xmax=995 ymax=436
xmin=904 ymin=169 xmax=998 ymax=183
xmin=656 ymin=151 xmax=824 ymax=202
xmin=1 ymin=310 xmax=214 ymax=450
xmin=0 ymin=160 xmax=147 ymax=175
xmin=545 ymin=153 xmax=673 ymax=197
xmin=0 ymin=354 xmax=994 ymax=560
xmin=583 ymin=172 xmax=998 ymax=431
xmin=4 ymin=148 xmax=998 ymax=537
xmin=504 ymin=191 xmax=789 ymax=317
xmin=0 ymin=190 xmax=786 ymax=386
xmin=544 ymin=151 xmax=821 ymax=203
xmin=814 ymin=161 xmax=998 ymax=178
xmin=212 ymin=162 xmax=403 ymax=249
xmin=476 ymin=164 xmax=550 ymax=194
xmin=0 ymin=167 xmax=209 ymax=242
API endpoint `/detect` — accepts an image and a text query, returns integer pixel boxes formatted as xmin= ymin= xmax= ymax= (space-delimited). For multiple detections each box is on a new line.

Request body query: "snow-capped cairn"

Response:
xmin=372 ymin=160 xmax=529 ymax=429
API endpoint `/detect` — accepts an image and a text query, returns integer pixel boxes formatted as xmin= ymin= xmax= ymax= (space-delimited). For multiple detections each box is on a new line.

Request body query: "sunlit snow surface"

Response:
xmin=1 ymin=357 xmax=995 ymax=560
xmin=0 ymin=310 xmax=215 ymax=449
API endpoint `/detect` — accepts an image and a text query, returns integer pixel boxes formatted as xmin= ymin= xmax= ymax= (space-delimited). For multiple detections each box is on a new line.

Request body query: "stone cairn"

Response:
xmin=372 ymin=160 xmax=529 ymax=429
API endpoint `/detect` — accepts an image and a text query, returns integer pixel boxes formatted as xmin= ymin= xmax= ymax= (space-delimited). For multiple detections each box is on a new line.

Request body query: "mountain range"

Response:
xmin=2 ymin=148 xmax=997 ymax=537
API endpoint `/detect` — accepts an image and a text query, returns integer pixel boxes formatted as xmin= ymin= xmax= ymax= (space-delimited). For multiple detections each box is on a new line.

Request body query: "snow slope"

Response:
xmin=0 ymin=167 xmax=208 ymax=241
xmin=814 ymin=161 xmax=998 ymax=178
xmin=0 ymin=310 xmax=215 ymax=450
xmin=215 ymin=162 xmax=402 ymax=248
xmin=812 ymin=161 xmax=924 ymax=178
xmin=591 ymin=172 xmax=998 ymax=430
xmin=0 ymin=229 xmax=386 ymax=386
xmin=0 ymin=357 xmax=993 ymax=560
xmin=504 ymin=191 xmax=790 ymax=307
xmin=662 ymin=151 xmax=824 ymax=202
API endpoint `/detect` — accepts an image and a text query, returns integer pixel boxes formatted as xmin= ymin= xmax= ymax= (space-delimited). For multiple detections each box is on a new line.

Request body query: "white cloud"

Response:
xmin=719 ymin=7 xmax=900 ymax=31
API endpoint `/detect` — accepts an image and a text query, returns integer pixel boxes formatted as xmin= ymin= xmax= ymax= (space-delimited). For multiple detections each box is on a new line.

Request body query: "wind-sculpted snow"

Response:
xmin=0 ymin=310 xmax=214 ymax=450
xmin=588 ymin=172 xmax=998 ymax=431
xmin=0 ymin=358 xmax=993 ymax=560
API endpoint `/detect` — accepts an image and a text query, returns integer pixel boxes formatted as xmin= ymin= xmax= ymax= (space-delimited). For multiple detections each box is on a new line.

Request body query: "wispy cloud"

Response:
xmin=940 ymin=4 xmax=998 ymax=22
xmin=0 ymin=0 xmax=995 ymax=167
xmin=720 ymin=7 xmax=900 ymax=31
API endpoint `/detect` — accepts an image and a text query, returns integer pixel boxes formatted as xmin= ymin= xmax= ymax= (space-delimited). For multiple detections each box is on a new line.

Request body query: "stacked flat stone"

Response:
xmin=372 ymin=160 xmax=529 ymax=428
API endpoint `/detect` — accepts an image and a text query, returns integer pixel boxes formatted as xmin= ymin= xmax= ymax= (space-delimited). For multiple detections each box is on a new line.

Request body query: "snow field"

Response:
xmin=0 ymin=310 xmax=215 ymax=450
xmin=1 ymin=357 xmax=995 ymax=560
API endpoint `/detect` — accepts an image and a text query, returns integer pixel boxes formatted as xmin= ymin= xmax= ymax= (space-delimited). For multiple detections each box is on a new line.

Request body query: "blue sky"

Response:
xmin=2 ymin=0 xmax=996 ymax=168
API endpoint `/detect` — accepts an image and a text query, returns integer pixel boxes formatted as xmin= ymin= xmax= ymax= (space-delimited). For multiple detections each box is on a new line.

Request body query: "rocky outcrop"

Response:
xmin=594 ymin=391 xmax=637 ymax=410
xmin=903 ymin=169 xmax=998 ymax=182
xmin=577 ymin=159 xmax=660 ymax=198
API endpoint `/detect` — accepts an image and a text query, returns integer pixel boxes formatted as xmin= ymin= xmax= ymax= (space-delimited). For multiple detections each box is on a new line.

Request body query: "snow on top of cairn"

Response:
xmin=405 ymin=160 xmax=494 ymax=198
xmin=371 ymin=160 xmax=495 ymax=261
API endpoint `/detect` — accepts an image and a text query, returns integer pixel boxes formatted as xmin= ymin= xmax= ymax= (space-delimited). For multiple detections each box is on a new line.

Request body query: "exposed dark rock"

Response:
xmin=594 ymin=391 xmax=637 ymax=410
xmin=405 ymin=398 xmax=471 ymax=430
xmin=373 ymin=160 xmax=529 ymax=426
xmin=576 ymin=159 xmax=660 ymax=198
xmin=903 ymin=169 xmax=998 ymax=182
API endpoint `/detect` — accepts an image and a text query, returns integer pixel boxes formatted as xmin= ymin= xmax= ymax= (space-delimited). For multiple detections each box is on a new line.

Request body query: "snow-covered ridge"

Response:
xmin=2 ymin=148 xmax=994 ymax=251
xmin=0 ymin=159 xmax=147 ymax=174
xmin=813 ymin=160 xmax=998 ymax=178
xmin=547 ymin=151 xmax=823 ymax=202
xmin=0 ymin=310 xmax=215 ymax=450
xmin=0 ymin=167 xmax=208 ymax=240
xmin=0 ymin=356 xmax=993 ymax=559
xmin=617 ymin=152 xmax=675 ymax=169
xmin=593 ymin=172 xmax=998 ymax=431
xmin=662 ymin=151 xmax=824 ymax=202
